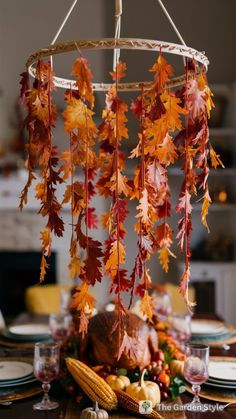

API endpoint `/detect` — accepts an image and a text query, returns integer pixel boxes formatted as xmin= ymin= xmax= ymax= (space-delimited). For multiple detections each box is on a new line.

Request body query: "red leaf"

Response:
xmin=110 ymin=269 xmax=131 ymax=294
xmin=86 ymin=207 xmax=98 ymax=229
xmin=113 ymin=198 xmax=129 ymax=223
xmin=130 ymin=98 xmax=143 ymax=119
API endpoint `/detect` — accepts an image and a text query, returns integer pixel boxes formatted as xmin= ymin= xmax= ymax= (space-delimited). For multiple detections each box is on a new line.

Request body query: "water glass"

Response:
xmin=169 ymin=312 xmax=192 ymax=349
xmin=184 ymin=344 xmax=209 ymax=412
xmin=33 ymin=342 xmax=60 ymax=410
xmin=49 ymin=312 xmax=72 ymax=342
xmin=60 ymin=288 xmax=71 ymax=313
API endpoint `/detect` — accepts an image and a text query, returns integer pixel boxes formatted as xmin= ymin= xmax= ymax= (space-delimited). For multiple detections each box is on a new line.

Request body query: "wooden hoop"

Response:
xmin=27 ymin=37 xmax=209 ymax=91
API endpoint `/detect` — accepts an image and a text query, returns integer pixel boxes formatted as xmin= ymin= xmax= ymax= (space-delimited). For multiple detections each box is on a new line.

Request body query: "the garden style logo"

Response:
xmin=139 ymin=400 xmax=153 ymax=414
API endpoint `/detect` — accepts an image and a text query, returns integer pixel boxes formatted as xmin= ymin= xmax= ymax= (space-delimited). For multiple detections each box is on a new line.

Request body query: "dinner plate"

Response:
xmin=191 ymin=320 xmax=225 ymax=336
xmin=209 ymin=357 xmax=236 ymax=381
xmin=0 ymin=376 xmax=37 ymax=388
xmin=0 ymin=329 xmax=50 ymax=343
xmin=8 ymin=324 xmax=50 ymax=336
xmin=0 ymin=361 xmax=33 ymax=380
xmin=208 ymin=377 xmax=236 ymax=386
xmin=0 ymin=372 xmax=33 ymax=383
xmin=205 ymin=381 xmax=236 ymax=390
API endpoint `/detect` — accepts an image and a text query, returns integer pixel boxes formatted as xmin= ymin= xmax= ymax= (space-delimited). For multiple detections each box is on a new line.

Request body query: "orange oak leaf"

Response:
xmin=109 ymin=169 xmax=132 ymax=197
xmin=161 ymin=91 xmax=187 ymax=131
xmin=70 ymin=282 xmax=96 ymax=336
xmin=209 ymin=145 xmax=224 ymax=169
xmin=70 ymin=282 xmax=96 ymax=312
xmin=140 ymin=291 xmax=154 ymax=322
xmin=71 ymin=57 xmax=94 ymax=108
xmin=62 ymin=97 xmax=97 ymax=134
xmin=150 ymin=54 xmax=173 ymax=91
xmin=110 ymin=61 xmax=127 ymax=82
xmin=155 ymin=133 xmax=178 ymax=165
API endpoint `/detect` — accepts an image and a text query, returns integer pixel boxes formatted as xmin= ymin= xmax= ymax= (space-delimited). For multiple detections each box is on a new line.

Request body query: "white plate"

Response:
xmin=208 ymin=377 xmax=236 ymax=386
xmin=209 ymin=360 xmax=236 ymax=381
xmin=0 ymin=361 xmax=33 ymax=380
xmin=206 ymin=381 xmax=236 ymax=390
xmin=8 ymin=324 xmax=50 ymax=336
xmin=191 ymin=320 xmax=225 ymax=335
xmin=0 ymin=377 xmax=36 ymax=388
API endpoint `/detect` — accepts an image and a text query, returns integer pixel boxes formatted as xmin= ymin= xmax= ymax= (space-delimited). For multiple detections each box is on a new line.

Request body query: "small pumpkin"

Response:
xmin=80 ymin=402 xmax=108 ymax=419
xmin=170 ymin=360 xmax=184 ymax=377
xmin=126 ymin=369 xmax=160 ymax=408
xmin=105 ymin=374 xmax=130 ymax=391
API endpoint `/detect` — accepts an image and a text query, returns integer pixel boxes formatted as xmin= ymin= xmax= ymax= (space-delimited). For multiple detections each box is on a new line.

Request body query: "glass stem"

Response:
xmin=42 ymin=383 xmax=51 ymax=405
xmin=192 ymin=384 xmax=201 ymax=404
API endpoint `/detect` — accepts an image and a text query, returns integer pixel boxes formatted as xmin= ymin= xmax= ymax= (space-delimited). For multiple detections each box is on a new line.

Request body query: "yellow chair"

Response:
xmin=25 ymin=284 xmax=71 ymax=314
xmin=165 ymin=282 xmax=195 ymax=313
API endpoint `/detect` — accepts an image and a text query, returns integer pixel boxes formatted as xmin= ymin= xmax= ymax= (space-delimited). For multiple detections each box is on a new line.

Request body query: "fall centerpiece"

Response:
xmin=19 ymin=0 xmax=220 ymax=415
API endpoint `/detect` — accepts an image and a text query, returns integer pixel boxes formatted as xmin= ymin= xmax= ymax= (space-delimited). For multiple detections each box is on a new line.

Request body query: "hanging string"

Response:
xmin=156 ymin=0 xmax=187 ymax=47
xmin=51 ymin=0 xmax=79 ymax=45
xmin=113 ymin=0 xmax=122 ymax=71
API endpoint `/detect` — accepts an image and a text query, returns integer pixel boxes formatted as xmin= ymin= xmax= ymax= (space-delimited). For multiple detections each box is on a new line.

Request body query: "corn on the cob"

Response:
xmin=66 ymin=357 xmax=118 ymax=410
xmin=115 ymin=390 xmax=163 ymax=419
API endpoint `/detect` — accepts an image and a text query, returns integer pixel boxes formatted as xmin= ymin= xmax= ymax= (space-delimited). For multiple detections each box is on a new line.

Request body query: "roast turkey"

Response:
xmin=79 ymin=311 xmax=158 ymax=369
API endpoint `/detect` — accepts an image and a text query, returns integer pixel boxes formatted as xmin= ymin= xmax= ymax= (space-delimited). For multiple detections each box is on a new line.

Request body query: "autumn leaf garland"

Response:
xmin=20 ymin=52 xmax=218 ymax=338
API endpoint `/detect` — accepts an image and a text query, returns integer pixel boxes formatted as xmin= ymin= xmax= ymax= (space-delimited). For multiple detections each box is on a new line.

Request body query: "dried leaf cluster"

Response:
xmin=20 ymin=53 xmax=220 ymax=348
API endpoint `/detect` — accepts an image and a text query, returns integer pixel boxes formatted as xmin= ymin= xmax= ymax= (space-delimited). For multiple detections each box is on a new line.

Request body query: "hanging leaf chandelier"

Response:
xmin=19 ymin=0 xmax=223 ymax=344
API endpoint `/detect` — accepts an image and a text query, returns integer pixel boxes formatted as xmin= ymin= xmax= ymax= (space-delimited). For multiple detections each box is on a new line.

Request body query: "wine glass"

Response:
xmin=184 ymin=344 xmax=209 ymax=412
xmin=169 ymin=313 xmax=192 ymax=351
xmin=49 ymin=312 xmax=73 ymax=343
xmin=152 ymin=290 xmax=172 ymax=321
xmin=33 ymin=342 xmax=60 ymax=411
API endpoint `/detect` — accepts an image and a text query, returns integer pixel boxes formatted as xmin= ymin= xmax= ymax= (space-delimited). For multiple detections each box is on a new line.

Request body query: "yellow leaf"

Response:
xmin=140 ymin=291 xmax=154 ymax=323
xmin=39 ymin=255 xmax=49 ymax=283
xmin=68 ymin=256 xmax=82 ymax=279
xmin=201 ymin=189 xmax=212 ymax=232
xmin=105 ymin=240 xmax=126 ymax=275
xmin=158 ymin=247 xmax=176 ymax=273
xmin=209 ymin=145 xmax=224 ymax=169
xmin=35 ymin=181 xmax=47 ymax=202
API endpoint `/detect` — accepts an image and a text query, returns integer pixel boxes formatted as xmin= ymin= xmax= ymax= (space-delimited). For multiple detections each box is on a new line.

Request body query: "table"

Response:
xmin=1 ymin=314 xmax=236 ymax=419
